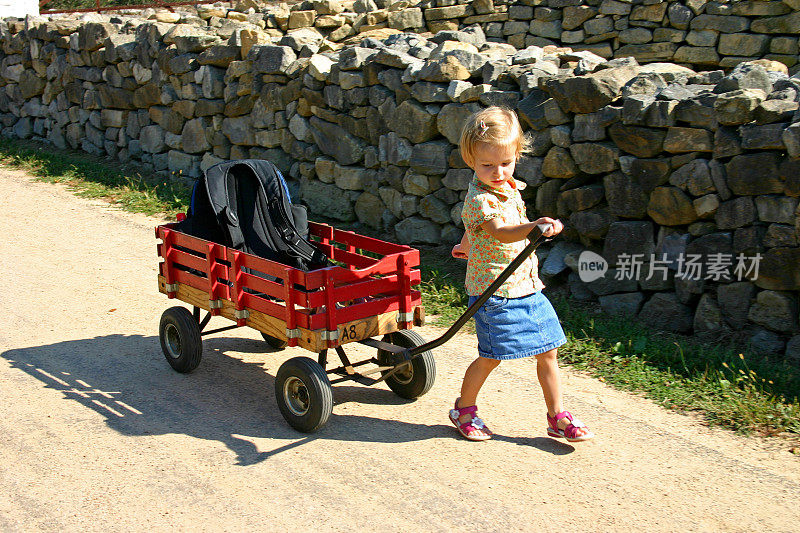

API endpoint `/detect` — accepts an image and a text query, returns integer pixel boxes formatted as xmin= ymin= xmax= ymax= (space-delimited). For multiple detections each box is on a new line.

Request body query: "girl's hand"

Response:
xmin=452 ymin=232 xmax=470 ymax=259
xmin=451 ymin=243 xmax=468 ymax=260
xmin=535 ymin=217 xmax=563 ymax=238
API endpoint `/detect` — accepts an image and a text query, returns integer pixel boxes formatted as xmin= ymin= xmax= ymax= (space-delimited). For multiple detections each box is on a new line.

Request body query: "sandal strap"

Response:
xmin=460 ymin=417 xmax=487 ymax=433
xmin=568 ymin=418 xmax=586 ymax=428
xmin=554 ymin=411 xmax=585 ymax=429
xmin=563 ymin=421 xmax=588 ymax=439
xmin=452 ymin=403 xmax=478 ymax=417
xmin=547 ymin=410 xmax=571 ymax=430
xmin=449 ymin=407 xmax=477 ymax=422
xmin=547 ymin=411 xmax=591 ymax=439
xmin=553 ymin=411 xmax=573 ymax=422
xmin=548 ymin=411 xmax=588 ymax=431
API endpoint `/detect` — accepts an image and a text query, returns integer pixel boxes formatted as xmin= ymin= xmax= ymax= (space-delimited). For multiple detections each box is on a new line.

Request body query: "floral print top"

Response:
xmin=461 ymin=175 xmax=544 ymax=298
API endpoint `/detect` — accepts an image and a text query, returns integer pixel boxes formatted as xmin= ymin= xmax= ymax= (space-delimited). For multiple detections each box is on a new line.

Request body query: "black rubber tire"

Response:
xmin=274 ymin=356 xmax=333 ymax=433
xmin=159 ymin=306 xmax=203 ymax=373
xmin=261 ymin=332 xmax=288 ymax=350
xmin=377 ymin=330 xmax=436 ymax=399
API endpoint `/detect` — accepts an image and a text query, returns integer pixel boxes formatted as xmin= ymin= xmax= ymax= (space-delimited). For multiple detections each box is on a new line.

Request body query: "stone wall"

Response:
xmin=265 ymin=0 xmax=800 ymax=74
xmin=0 ymin=4 xmax=799 ymax=362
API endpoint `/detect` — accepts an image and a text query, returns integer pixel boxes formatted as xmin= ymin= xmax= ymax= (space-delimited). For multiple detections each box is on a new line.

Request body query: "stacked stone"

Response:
xmin=35 ymin=1 xmax=796 ymax=74
xmin=272 ymin=0 xmax=800 ymax=74
xmin=26 ymin=1 xmax=800 ymax=75
xmin=272 ymin=27 xmax=587 ymax=246
xmin=293 ymin=28 xmax=506 ymax=244
xmin=531 ymin=57 xmax=800 ymax=359
xmin=0 ymin=5 xmax=287 ymax=175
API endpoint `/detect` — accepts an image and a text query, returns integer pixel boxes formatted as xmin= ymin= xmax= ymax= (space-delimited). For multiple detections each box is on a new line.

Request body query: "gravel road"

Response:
xmin=1 ymin=168 xmax=798 ymax=532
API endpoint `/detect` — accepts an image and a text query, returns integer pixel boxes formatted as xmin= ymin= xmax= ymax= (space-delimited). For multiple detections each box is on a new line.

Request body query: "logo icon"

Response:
xmin=577 ymin=251 xmax=608 ymax=283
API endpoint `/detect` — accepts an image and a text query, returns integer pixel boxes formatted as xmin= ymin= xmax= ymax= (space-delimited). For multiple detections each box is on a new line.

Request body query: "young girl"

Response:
xmin=449 ymin=106 xmax=593 ymax=442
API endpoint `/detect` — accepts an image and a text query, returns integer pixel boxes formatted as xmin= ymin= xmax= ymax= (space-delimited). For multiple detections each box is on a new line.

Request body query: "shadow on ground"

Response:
xmin=2 ymin=333 xmax=572 ymax=465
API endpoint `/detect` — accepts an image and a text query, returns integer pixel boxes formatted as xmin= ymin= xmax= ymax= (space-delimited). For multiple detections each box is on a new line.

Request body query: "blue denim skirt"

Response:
xmin=468 ymin=291 xmax=567 ymax=360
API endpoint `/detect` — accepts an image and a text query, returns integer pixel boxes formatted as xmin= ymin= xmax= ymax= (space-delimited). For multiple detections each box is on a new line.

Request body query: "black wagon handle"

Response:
xmin=404 ymin=223 xmax=554 ymax=360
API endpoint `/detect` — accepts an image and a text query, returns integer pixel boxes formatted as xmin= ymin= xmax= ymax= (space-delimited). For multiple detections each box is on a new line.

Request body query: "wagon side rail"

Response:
xmin=306 ymin=222 xmax=422 ymax=332
xmin=156 ymin=222 xmax=423 ymax=352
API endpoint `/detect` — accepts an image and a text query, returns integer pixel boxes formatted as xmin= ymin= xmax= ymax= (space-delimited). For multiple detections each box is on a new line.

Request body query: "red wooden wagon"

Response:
xmin=156 ymin=220 xmax=434 ymax=433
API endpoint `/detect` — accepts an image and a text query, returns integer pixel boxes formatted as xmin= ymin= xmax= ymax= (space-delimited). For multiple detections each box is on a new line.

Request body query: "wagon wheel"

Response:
xmin=275 ymin=357 xmax=333 ymax=433
xmin=261 ymin=332 xmax=288 ymax=350
xmin=377 ymin=330 xmax=436 ymax=399
xmin=159 ymin=306 xmax=203 ymax=373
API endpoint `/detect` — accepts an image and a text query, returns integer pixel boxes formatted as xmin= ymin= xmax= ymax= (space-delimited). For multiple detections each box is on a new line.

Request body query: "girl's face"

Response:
xmin=471 ymin=141 xmax=517 ymax=190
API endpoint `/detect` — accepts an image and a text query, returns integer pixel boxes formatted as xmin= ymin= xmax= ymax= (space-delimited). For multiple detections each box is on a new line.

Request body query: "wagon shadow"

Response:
xmin=2 ymin=333 xmax=494 ymax=465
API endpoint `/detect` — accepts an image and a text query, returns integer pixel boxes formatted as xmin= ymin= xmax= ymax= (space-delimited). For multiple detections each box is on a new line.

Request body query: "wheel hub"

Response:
xmin=283 ymin=376 xmax=310 ymax=416
xmin=164 ymin=323 xmax=182 ymax=359
xmin=391 ymin=361 xmax=413 ymax=384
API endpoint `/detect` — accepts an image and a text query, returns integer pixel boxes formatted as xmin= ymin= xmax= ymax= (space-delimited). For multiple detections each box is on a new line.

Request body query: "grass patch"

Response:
xmin=3 ymin=137 xmax=797 ymax=438
xmin=417 ymin=245 xmax=470 ymax=329
xmin=0 ymin=138 xmax=190 ymax=219
xmin=556 ymin=301 xmax=800 ymax=437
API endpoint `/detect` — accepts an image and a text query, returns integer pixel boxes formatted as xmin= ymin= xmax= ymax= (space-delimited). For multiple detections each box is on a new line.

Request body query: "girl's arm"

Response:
xmin=451 ymin=232 xmax=470 ymax=259
xmin=481 ymin=216 xmax=563 ymax=243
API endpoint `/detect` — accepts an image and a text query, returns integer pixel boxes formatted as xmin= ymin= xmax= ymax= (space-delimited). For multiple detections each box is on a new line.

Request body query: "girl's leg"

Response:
xmin=457 ymin=356 xmax=501 ymax=437
xmin=534 ymin=348 xmax=590 ymax=437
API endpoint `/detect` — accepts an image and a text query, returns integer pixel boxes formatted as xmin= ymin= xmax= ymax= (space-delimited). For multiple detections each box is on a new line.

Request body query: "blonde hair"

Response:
xmin=459 ymin=107 xmax=529 ymax=168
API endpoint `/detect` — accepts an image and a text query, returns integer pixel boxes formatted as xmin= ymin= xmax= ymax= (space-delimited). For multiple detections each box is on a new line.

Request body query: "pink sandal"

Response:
xmin=547 ymin=411 xmax=594 ymax=442
xmin=449 ymin=399 xmax=492 ymax=441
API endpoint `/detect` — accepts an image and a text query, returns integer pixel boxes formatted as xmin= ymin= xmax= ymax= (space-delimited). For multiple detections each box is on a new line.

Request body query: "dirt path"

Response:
xmin=0 ymin=167 xmax=798 ymax=532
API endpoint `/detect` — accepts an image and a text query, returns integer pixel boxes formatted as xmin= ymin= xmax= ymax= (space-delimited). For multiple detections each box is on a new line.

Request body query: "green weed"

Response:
xmin=0 ymin=138 xmax=190 ymax=218
xmin=417 ymin=246 xmax=470 ymax=328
